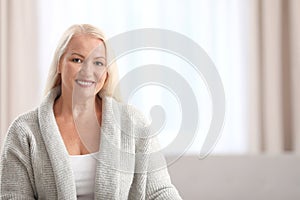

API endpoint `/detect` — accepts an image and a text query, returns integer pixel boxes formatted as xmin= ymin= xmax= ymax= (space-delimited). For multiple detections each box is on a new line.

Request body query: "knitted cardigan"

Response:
xmin=0 ymin=87 xmax=182 ymax=200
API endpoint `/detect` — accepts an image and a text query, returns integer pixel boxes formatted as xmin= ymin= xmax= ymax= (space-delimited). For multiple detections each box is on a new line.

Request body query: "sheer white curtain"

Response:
xmin=36 ymin=0 xmax=249 ymax=155
xmin=2 ymin=0 xmax=299 ymax=156
xmin=248 ymin=0 xmax=300 ymax=154
xmin=0 ymin=0 xmax=40 ymax=147
xmin=0 ymin=0 xmax=250 ymax=154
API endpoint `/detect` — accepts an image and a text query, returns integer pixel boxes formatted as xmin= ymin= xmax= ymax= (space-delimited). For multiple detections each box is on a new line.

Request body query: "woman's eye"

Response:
xmin=72 ymin=58 xmax=83 ymax=63
xmin=94 ymin=61 xmax=104 ymax=66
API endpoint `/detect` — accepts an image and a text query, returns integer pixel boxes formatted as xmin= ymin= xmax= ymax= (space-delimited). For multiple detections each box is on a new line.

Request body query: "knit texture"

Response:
xmin=0 ymin=87 xmax=182 ymax=200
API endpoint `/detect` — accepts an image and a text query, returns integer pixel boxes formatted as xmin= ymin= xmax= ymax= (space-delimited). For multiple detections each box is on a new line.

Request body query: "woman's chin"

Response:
xmin=73 ymin=83 xmax=97 ymax=101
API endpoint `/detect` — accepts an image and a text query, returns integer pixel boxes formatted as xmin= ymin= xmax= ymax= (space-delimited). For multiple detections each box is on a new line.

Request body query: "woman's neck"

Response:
xmin=54 ymin=90 xmax=102 ymax=125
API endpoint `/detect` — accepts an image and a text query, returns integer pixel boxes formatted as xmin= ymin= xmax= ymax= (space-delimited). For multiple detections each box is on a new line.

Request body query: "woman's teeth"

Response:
xmin=76 ymin=80 xmax=94 ymax=86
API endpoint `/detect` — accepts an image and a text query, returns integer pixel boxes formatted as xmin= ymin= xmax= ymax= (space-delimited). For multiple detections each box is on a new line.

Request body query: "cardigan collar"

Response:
xmin=38 ymin=86 xmax=122 ymax=200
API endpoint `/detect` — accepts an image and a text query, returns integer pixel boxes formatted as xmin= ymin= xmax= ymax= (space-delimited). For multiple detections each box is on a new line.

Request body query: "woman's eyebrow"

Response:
xmin=94 ymin=56 xmax=106 ymax=59
xmin=71 ymin=52 xmax=84 ymax=58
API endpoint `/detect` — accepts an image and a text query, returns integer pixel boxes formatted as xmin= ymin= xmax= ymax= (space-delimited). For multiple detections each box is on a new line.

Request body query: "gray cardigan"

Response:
xmin=0 ymin=87 xmax=182 ymax=200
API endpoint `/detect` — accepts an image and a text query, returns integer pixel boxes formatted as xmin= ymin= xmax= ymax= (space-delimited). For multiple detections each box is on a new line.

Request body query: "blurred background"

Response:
xmin=1 ymin=0 xmax=299 ymax=199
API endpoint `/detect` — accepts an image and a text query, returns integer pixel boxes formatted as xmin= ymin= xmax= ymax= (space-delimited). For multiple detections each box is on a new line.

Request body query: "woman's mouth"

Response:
xmin=75 ymin=80 xmax=95 ymax=87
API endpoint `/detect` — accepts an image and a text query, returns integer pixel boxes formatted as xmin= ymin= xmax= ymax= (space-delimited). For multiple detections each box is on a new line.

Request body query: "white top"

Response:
xmin=69 ymin=152 xmax=98 ymax=200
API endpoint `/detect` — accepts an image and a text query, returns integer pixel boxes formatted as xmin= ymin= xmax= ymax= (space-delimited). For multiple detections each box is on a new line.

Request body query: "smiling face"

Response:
xmin=58 ymin=34 xmax=107 ymax=100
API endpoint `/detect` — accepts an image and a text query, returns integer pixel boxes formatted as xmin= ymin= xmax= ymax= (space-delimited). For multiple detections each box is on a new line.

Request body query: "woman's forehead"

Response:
xmin=66 ymin=34 xmax=105 ymax=56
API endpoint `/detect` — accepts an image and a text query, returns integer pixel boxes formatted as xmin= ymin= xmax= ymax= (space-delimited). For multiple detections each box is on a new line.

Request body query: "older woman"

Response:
xmin=0 ymin=24 xmax=182 ymax=199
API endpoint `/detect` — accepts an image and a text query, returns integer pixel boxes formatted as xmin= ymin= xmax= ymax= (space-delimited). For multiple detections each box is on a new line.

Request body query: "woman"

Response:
xmin=0 ymin=24 xmax=182 ymax=199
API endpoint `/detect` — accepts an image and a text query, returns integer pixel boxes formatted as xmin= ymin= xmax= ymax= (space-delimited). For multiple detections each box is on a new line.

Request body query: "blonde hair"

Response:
xmin=44 ymin=24 xmax=121 ymax=101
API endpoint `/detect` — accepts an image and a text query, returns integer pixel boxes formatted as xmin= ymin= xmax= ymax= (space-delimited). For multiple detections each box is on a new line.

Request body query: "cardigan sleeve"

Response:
xmin=146 ymin=168 xmax=182 ymax=200
xmin=127 ymin=135 xmax=182 ymax=200
xmin=145 ymin=137 xmax=182 ymax=200
xmin=130 ymin=109 xmax=182 ymax=200
xmin=0 ymin=120 xmax=36 ymax=200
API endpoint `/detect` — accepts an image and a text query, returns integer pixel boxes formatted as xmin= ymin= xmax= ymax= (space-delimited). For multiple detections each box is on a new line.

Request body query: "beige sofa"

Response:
xmin=167 ymin=155 xmax=300 ymax=200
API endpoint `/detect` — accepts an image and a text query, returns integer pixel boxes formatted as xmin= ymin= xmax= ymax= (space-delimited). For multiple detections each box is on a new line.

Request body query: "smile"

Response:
xmin=75 ymin=80 xmax=95 ymax=87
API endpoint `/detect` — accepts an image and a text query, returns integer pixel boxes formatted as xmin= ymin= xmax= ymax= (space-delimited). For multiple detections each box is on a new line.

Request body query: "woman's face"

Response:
xmin=58 ymin=34 xmax=107 ymax=99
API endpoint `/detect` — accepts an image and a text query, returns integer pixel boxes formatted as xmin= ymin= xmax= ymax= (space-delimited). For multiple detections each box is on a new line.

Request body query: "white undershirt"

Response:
xmin=69 ymin=152 xmax=98 ymax=200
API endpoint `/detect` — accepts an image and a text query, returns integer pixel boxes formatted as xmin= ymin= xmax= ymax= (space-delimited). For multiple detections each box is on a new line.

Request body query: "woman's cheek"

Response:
xmin=95 ymin=72 xmax=107 ymax=92
xmin=97 ymin=69 xmax=106 ymax=82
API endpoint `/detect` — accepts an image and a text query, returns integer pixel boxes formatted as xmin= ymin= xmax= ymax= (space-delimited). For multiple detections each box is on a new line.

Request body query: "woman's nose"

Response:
xmin=79 ymin=60 xmax=94 ymax=75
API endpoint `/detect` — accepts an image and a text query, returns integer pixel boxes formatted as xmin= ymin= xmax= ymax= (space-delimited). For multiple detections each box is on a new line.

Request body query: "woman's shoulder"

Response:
xmin=5 ymin=108 xmax=39 ymax=139
xmin=10 ymin=108 xmax=39 ymax=126
xmin=105 ymin=96 xmax=150 ymax=127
